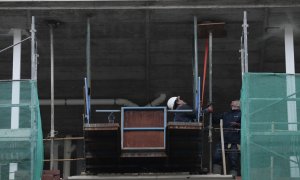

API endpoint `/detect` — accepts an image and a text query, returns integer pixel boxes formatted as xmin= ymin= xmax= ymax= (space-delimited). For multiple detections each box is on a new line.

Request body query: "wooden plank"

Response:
xmin=123 ymin=131 xmax=164 ymax=148
xmin=198 ymin=22 xmax=226 ymax=38
xmin=121 ymin=151 xmax=167 ymax=158
xmin=124 ymin=111 xmax=164 ymax=128
xmin=167 ymin=122 xmax=203 ymax=130
xmin=84 ymin=123 xmax=119 ymax=131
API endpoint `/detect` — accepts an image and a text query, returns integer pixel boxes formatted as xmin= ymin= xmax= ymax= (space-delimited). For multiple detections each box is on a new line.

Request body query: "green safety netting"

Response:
xmin=241 ymin=73 xmax=300 ymax=180
xmin=0 ymin=80 xmax=43 ymax=180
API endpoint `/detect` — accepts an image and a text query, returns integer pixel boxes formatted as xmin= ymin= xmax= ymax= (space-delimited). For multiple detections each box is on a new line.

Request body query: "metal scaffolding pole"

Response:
xmin=86 ymin=17 xmax=91 ymax=90
xmin=193 ymin=16 xmax=198 ymax=110
xmin=49 ymin=24 xmax=55 ymax=170
xmin=220 ymin=119 xmax=227 ymax=175
xmin=145 ymin=10 xmax=150 ymax=102
xmin=31 ymin=16 xmax=37 ymax=80
xmin=243 ymin=11 xmax=248 ymax=73
xmin=240 ymin=36 xmax=245 ymax=78
xmin=208 ymin=31 xmax=213 ymax=173
xmin=30 ymin=16 xmax=37 ymax=178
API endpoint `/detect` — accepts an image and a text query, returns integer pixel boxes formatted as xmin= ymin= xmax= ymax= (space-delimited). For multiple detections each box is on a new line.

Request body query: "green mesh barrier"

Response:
xmin=241 ymin=73 xmax=300 ymax=180
xmin=0 ymin=80 xmax=43 ymax=180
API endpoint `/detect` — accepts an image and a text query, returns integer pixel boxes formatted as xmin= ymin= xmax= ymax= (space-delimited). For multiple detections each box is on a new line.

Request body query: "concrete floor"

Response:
xmin=1 ymin=0 xmax=300 ymax=177
xmin=67 ymin=174 xmax=235 ymax=180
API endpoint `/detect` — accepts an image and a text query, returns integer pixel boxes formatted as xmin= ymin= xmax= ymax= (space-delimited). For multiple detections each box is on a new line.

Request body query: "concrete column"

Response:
xmin=9 ymin=163 xmax=18 ymax=180
xmin=285 ymin=24 xmax=297 ymax=131
xmin=285 ymin=25 xmax=295 ymax=75
xmin=53 ymin=142 xmax=59 ymax=170
xmin=10 ymin=29 xmax=22 ymax=180
xmin=11 ymin=29 xmax=22 ymax=129
xmin=285 ymin=24 xmax=299 ymax=178
xmin=76 ymin=140 xmax=84 ymax=174
xmin=63 ymin=135 xmax=75 ymax=179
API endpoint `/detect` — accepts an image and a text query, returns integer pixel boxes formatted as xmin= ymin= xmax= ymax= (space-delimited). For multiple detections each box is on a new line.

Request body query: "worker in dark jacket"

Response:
xmin=212 ymin=100 xmax=241 ymax=176
xmin=167 ymin=96 xmax=212 ymax=122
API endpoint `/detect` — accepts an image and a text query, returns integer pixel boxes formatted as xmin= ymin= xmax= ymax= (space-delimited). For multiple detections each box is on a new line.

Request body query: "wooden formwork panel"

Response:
xmin=123 ymin=131 xmax=164 ymax=148
xmin=122 ymin=109 xmax=165 ymax=150
xmin=124 ymin=111 xmax=164 ymax=128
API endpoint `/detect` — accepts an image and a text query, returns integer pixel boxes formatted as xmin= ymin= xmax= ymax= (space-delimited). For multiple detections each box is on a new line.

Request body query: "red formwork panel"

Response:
xmin=122 ymin=108 xmax=166 ymax=150
xmin=123 ymin=131 xmax=164 ymax=148
xmin=124 ymin=111 xmax=164 ymax=128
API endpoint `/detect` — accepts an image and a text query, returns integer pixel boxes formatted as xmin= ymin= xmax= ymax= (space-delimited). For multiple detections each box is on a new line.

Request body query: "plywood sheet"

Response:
xmin=124 ymin=111 xmax=164 ymax=128
xmin=123 ymin=131 xmax=164 ymax=148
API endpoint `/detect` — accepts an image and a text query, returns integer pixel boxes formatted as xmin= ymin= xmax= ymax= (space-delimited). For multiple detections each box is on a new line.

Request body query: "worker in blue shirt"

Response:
xmin=212 ymin=100 xmax=241 ymax=176
xmin=167 ymin=96 xmax=212 ymax=122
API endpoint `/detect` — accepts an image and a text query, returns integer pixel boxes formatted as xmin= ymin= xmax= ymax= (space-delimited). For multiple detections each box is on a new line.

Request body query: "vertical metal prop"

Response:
xmin=86 ymin=18 xmax=91 ymax=90
xmin=86 ymin=18 xmax=91 ymax=125
xmin=31 ymin=16 xmax=37 ymax=80
xmin=208 ymin=31 xmax=213 ymax=173
xmin=220 ymin=119 xmax=227 ymax=175
xmin=84 ymin=77 xmax=90 ymax=124
xmin=30 ymin=16 xmax=36 ymax=178
xmin=197 ymin=77 xmax=201 ymax=122
xmin=243 ymin=11 xmax=248 ymax=73
xmin=145 ymin=11 xmax=150 ymax=102
xmin=49 ymin=25 xmax=55 ymax=170
xmin=193 ymin=16 xmax=198 ymax=110
xmin=240 ymin=36 xmax=245 ymax=78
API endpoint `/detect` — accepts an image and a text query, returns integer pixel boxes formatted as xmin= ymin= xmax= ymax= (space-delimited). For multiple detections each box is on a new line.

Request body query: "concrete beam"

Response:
xmin=1 ymin=1 xmax=300 ymax=10
xmin=0 ymin=0 xmax=154 ymax=1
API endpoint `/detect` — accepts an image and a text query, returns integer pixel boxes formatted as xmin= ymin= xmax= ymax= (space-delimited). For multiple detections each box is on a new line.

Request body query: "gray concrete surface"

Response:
xmin=68 ymin=174 xmax=234 ymax=180
xmin=0 ymin=0 xmax=300 ymax=175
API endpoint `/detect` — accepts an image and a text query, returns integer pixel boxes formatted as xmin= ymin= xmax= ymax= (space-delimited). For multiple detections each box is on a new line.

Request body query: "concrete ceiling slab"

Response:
xmin=0 ymin=1 xmax=300 ymax=135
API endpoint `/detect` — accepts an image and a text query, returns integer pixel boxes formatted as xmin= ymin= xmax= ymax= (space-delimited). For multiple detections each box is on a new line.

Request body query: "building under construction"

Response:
xmin=0 ymin=0 xmax=300 ymax=180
